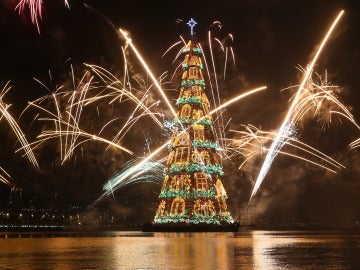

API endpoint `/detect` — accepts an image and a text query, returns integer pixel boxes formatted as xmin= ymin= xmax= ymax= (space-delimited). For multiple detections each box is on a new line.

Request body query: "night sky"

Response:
xmin=0 ymin=0 xmax=359 ymax=226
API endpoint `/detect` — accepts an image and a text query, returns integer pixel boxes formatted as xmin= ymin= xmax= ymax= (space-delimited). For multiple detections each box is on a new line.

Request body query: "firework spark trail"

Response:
xmin=208 ymin=31 xmax=221 ymax=111
xmin=171 ymin=41 xmax=187 ymax=64
xmin=0 ymin=82 xmax=39 ymax=169
xmin=349 ymin=138 xmax=360 ymax=149
xmin=284 ymin=68 xmax=358 ymax=129
xmin=26 ymin=101 xmax=127 ymax=162
xmin=105 ymin=101 xmax=162 ymax=147
xmin=85 ymin=64 xmax=163 ymax=127
xmin=202 ymin=27 xmax=236 ymax=159
xmin=83 ymin=65 xmax=164 ymax=149
xmin=38 ymin=69 xmax=97 ymax=162
xmin=250 ymin=10 xmax=344 ymax=200
xmin=348 ymin=119 xmax=360 ymax=149
xmin=23 ymin=64 xmax=165 ymax=164
xmin=93 ymin=158 xmax=166 ymax=204
xmin=162 ymin=40 xmax=184 ymax=58
xmin=198 ymin=43 xmax=222 ymax=148
xmin=15 ymin=0 xmax=70 ymax=33
xmin=0 ymin=166 xmax=11 ymax=186
xmin=93 ymin=141 xmax=168 ymax=204
xmin=94 ymin=86 xmax=266 ymax=202
xmin=214 ymin=34 xmax=235 ymax=80
xmin=119 ymin=28 xmax=179 ymax=120
xmin=227 ymin=125 xmax=345 ymax=172
xmin=20 ymin=100 xmax=135 ymax=158
xmin=64 ymin=72 xmax=93 ymax=162
xmin=223 ymin=34 xmax=235 ymax=80
xmin=207 ymin=31 xmax=227 ymax=155
xmin=37 ymin=130 xmax=134 ymax=159
xmin=227 ymin=139 xmax=339 ymax=174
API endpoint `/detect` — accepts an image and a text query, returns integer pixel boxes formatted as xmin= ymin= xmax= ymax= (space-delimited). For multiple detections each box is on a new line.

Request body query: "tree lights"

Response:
xmin=152 ymin=39 xmax=235 ymax=228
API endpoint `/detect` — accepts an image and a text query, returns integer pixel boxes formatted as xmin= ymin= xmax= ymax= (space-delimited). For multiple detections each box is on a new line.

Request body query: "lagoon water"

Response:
xmin=0 ymin=230 xmax=359 ymax=269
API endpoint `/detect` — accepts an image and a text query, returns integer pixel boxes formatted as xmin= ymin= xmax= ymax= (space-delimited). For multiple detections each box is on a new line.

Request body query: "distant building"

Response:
xmin=8 ymin=186 xmax=23 ymax=210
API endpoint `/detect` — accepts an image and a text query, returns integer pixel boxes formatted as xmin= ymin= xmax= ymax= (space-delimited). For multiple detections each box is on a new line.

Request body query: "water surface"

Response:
xmin=0 ymin=230 xmax=359 ymax=269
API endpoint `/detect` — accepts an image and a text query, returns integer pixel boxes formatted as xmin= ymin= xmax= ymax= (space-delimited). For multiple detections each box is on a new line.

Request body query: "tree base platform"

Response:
xmin=142 ymin=221 xmax=240 ymax=232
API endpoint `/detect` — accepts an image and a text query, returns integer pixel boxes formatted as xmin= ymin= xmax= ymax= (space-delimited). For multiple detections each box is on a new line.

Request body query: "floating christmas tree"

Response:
xmin=150 ymin=19 xmax=237 ymax=231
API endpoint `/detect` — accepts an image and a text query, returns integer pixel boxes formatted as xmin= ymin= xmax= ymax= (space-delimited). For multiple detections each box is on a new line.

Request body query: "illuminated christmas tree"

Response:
xmin=150 ymin=19 xmax=237 ymax=230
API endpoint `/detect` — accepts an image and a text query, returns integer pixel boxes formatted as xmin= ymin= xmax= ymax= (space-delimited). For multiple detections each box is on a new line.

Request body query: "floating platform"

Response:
xmin=143 ymin=221 xmax=240 ymax=232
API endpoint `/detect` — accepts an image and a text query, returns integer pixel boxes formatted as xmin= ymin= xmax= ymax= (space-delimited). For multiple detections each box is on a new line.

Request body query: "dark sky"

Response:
xmin=0 ymin=0 xmax=359 ymax=225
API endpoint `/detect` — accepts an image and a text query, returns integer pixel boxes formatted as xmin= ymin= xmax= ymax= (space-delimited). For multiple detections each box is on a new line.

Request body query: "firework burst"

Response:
xmin=21 ymin=19 xmax=178 ymax=167
xmin=285 ymin=67 xmax=358 ymax=130
xmin=250 ymin=10 xmax=346 ymax=199
xmin=227 ymin=124 xmax=345 ymax=174
xmin=0 ymin=81 xmax=40 ymax=186
xmin=15 ymin=0 xmax=70 ymax=33
xmin=0 ymin=82 xmax=39 ymax=169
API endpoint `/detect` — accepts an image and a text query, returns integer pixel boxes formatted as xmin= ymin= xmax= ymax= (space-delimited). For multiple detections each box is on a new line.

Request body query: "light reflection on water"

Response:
xmin=0 ymin=230 xmax=359 ymax=269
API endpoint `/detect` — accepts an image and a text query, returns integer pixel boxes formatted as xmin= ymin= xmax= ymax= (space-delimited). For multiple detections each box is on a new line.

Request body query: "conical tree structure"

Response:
xmin=153 ymin=39 xmax=235 ymax=226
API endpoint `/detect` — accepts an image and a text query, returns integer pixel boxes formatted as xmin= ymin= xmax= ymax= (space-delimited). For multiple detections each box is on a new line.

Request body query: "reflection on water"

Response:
xmin=0 ymin=230 xmax=359 ymax=269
